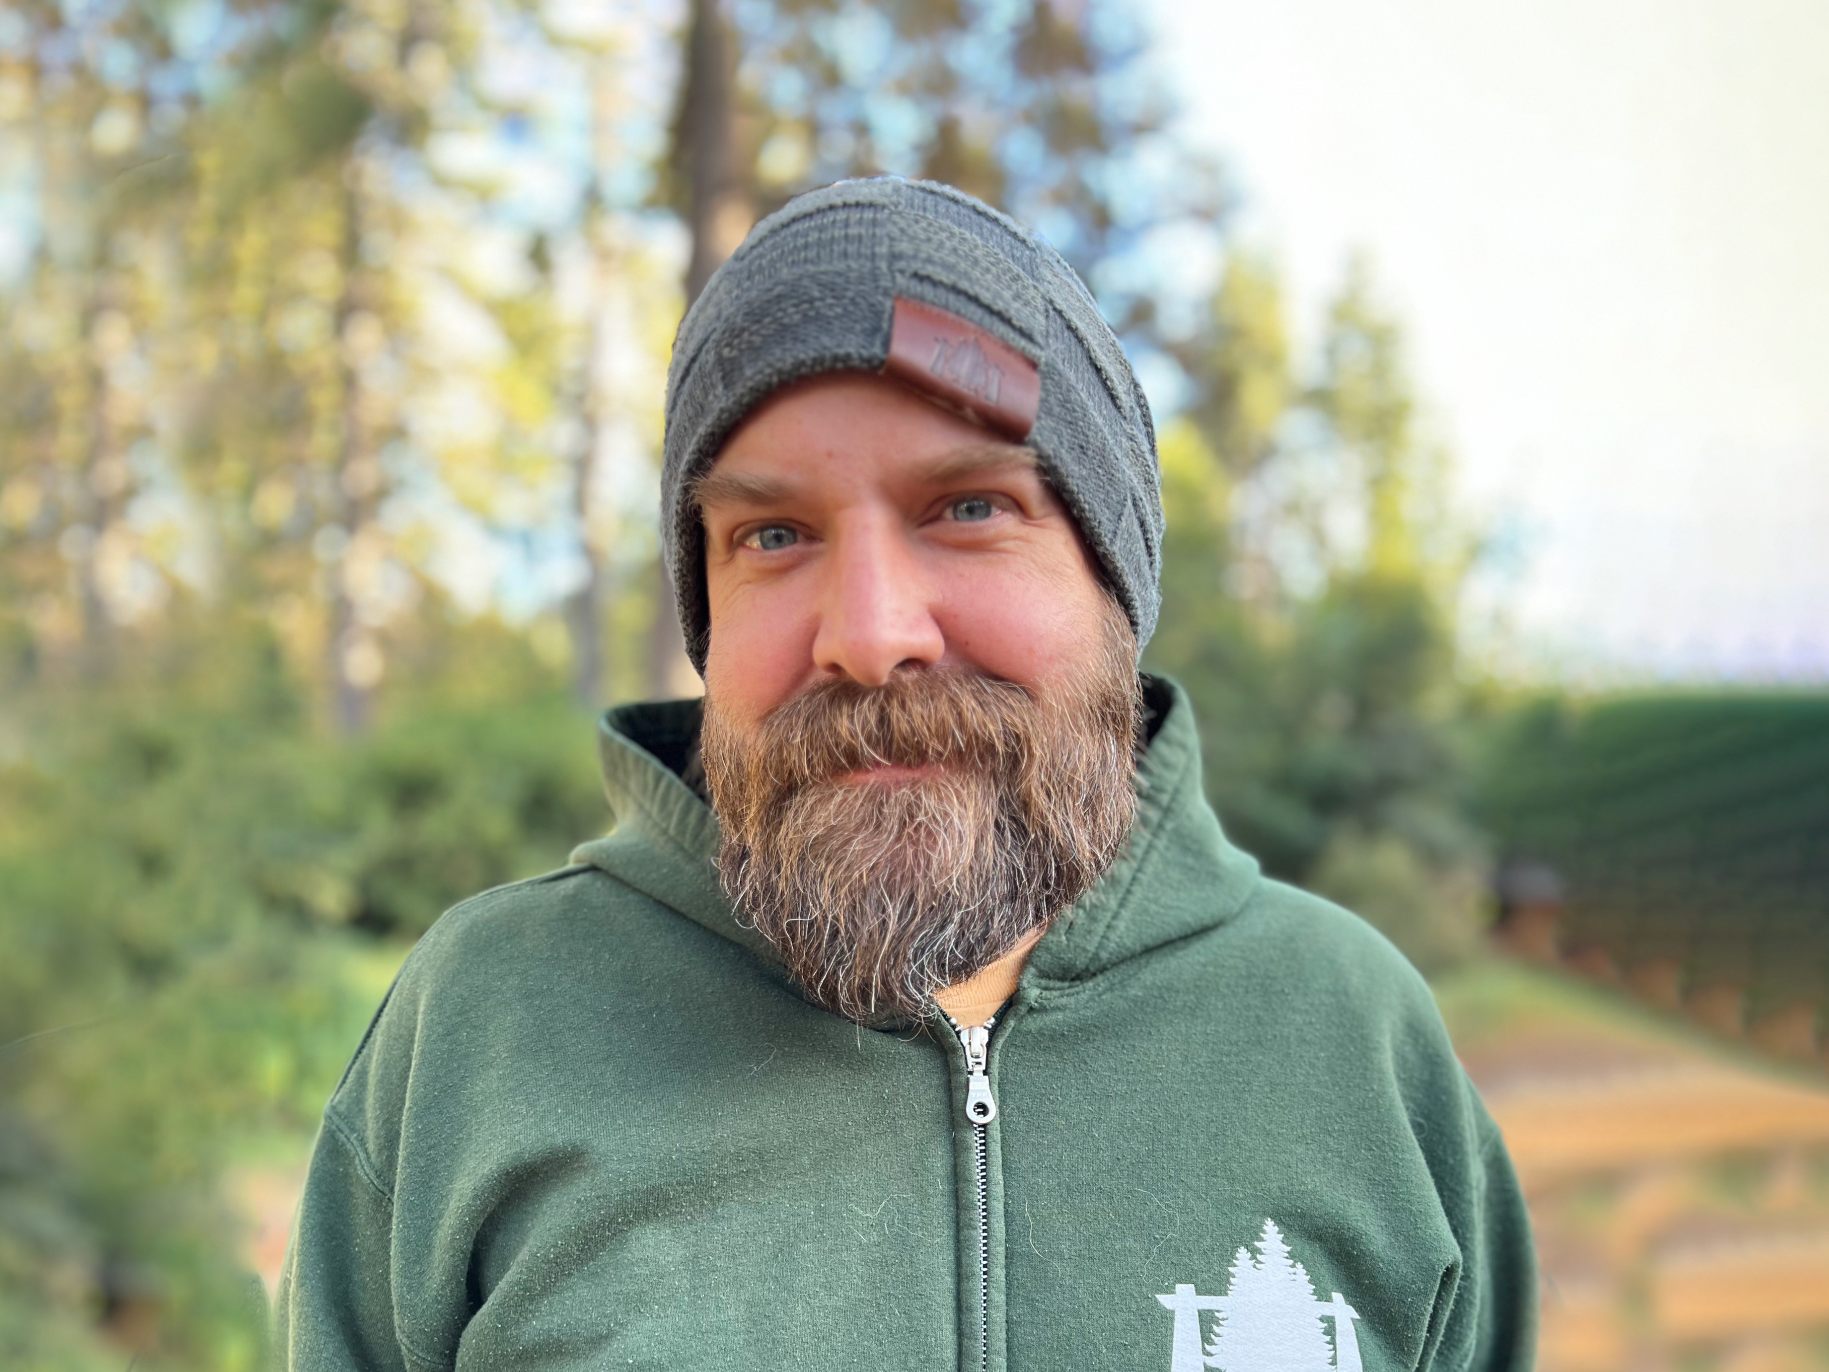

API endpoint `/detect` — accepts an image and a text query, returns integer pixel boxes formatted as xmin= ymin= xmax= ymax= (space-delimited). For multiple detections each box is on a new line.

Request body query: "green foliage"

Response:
xmin=1148 ymin=256 xmax=1491 ymax=974
xmin=1308 ymin=824 xmax=1484 ymax=974
xmin=1173 ymin=248 xmax=1292 ymax=482
xmin=1472 ymin=689 xmax=1829 ymax=1014
xmin=1156 ymin=563 xmax=1493 ymax=973
xmin=0 ymin=622 xmax=607 ymax=1366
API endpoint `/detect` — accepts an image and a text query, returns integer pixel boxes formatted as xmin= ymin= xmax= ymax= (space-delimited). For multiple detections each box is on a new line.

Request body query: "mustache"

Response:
xmin=744 ymin=670 xmax=1044 ymax=791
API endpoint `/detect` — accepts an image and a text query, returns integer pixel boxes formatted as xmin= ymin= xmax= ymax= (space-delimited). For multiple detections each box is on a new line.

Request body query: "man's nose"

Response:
xmin=811 ymin=524 xmax=945 ymax=687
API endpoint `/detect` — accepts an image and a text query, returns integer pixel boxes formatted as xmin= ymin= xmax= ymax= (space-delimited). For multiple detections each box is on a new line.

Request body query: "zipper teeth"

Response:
xmin=973 ymin=1120 xmax=990 ymax=1372
xmin=947 ymin=1012 xmax=995 ymax=1372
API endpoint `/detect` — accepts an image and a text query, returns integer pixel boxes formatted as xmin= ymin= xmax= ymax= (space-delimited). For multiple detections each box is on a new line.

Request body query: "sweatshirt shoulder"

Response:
xmin=341 ymin=862 xmax=654 ymax=1072
xmin=403 ymin=853 xmax=724 ymax=992
xmin=322 ymin=862 xmax=659 ymax=1136
xmin=1229 ymin=874 xmax=1446 ymax=1033
xmin=401 ymin=861 xmax=612 ymax=980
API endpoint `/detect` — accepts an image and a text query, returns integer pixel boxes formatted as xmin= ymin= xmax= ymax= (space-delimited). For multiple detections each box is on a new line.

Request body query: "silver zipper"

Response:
xmin=960 ymin=1022 xmax=997 ymax=1124
xmin=945 ymin=1012 xmax=996 ymax=1372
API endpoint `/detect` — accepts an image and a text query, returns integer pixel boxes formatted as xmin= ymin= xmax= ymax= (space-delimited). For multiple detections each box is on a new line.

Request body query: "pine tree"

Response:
xmin=1207 ymin=1220 xmax=1336 ymax=1372
xmin=1204 ymin=1242 xmax=1257 ymax=1363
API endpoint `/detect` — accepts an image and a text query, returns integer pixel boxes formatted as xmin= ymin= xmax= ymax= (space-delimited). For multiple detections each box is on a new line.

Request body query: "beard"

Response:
xmin=699 ymin=594 xmax=1142 ymax=1025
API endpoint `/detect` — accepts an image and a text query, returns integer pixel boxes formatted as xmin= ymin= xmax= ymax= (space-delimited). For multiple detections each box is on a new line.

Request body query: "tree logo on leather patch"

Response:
xmin=932 ymin=333 xmax=1001 ymax=405
xmin=883 ymin=297 xmax=1040 ymax=440
xmin=1155 ymin=1219 xmax=1363 ymax=1372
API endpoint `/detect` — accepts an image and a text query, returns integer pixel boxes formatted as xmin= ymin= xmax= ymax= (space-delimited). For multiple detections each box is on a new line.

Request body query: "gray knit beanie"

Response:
xmin=661 ymin=175 xmax=1162 ymax=675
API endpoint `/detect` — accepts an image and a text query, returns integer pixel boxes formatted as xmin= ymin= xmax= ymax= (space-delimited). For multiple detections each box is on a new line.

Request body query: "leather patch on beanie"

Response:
xmin=883 ymin=297 xmax=1040 ymax=440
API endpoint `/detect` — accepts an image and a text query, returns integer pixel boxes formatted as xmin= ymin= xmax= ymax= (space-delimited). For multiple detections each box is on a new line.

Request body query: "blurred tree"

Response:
xmin=1181 ymin=248 xmax=1293 ymax=481
xmin=233 ymin=3 xmax=459 ymax=736
xmin=725 ymin=0 xmax=1230 ymax=336
xmin=160 ymin=1 xmax=586 ymax=732
xmin=674 ymin=0 xmax=756 ymax=306
xmin=1168 ymin=248 xmax=1293 ymax=611
xmin=1292 ymin=260 xmax=1490 ymax=971
xmin=1150 ymin=248 xmax=1489 ymax=972
xmin=642 ymin=0 xmax=757 ymax=697
xmin=125 ymin=3 xmax=406 ymax=734
xmin=561 ymin=39 xmax=629 ymax=708
xmin=0 ymin=2 xmax=188 ymax=682
xmin=0 ymin=607 xmax=605 ymax=1367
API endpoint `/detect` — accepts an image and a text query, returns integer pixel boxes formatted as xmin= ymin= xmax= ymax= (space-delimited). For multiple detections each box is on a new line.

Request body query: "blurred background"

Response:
xmin=2 ymin=1 xmax=1825 ymax=1368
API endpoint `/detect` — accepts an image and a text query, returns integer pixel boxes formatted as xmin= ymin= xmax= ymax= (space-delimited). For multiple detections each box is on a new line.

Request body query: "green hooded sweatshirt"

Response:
xmin=274 ymin=675 xmax=1536 ymax=1371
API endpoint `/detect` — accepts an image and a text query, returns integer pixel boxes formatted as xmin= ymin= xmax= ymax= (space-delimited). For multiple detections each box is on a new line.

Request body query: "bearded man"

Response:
xmin=276 ymin=177 xmax=1536 ymax=1372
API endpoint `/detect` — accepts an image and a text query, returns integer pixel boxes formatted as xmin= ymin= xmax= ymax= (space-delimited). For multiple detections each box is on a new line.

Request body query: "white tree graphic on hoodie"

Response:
xmin=1157 ymin=1218 xmax=1364 ymax=1372
xmin=1201 ymin=1220 xmax=1339 ymax=1372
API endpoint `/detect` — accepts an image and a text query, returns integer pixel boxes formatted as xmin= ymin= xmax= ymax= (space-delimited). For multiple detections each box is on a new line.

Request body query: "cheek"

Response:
xmin=703 ymin=583 xmax=814 ymax=719
xmin=933 ymin=562 xmax=1104 ymax=681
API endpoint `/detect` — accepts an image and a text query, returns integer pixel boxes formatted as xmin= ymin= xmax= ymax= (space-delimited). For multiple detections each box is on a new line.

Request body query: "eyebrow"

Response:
xmin=689 ymin=467 xmax=796 ymax=512
xmin=923 ymin=442 xmax=1041 ymax=486
xmin=691 ymin=442 xmax=1040 ymax=513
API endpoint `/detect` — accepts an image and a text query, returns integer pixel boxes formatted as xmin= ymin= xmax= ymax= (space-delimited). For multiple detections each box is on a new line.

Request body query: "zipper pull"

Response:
xmin=961 ymin=1022 xmax=997 ymax=1125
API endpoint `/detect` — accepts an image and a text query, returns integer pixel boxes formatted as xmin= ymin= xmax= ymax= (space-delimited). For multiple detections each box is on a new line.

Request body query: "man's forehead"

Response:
xmin=691 ymin=441 xmax=1042 ymax=512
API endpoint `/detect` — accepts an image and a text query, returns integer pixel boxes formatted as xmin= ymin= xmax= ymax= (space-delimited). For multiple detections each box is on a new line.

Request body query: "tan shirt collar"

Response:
xmin=932 ymin=925 xmax=1046 ymax=1029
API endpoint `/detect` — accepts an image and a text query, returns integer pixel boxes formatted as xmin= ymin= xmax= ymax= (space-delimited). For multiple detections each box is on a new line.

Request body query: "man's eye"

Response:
xmin=947 ymin=496 xmax=999 ymax=523
xmin=740 ymin=524 xmax=799 ymax=552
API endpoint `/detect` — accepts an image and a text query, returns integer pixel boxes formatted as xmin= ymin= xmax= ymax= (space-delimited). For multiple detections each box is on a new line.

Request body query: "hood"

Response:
xmin=567 ymin=673 xmax=1261 ymax=1014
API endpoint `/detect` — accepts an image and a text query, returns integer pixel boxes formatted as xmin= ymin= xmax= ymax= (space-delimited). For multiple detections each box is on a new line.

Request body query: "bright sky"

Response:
xmin=1148 ymin=0 xmax=1829 ymax=683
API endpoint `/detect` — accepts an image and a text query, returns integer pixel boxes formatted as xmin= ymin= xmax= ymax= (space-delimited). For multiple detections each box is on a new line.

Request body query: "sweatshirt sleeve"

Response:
xmin=1431 ymin=1078 xmax=1539 ymax=1372
xmin=272 ymin=885 xmax=552 ymax=1370
xmin=273 ymin=1111 xmax=434 ymax=1372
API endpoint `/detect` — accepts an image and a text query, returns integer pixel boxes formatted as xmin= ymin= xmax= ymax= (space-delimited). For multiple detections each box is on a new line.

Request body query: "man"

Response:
xmin=276 ymin=177 xmax=1536 ymax=1371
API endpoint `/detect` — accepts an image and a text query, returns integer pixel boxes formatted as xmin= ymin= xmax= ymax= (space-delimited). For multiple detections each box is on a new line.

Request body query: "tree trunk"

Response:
xmin=328 ymin=164 xmax=383 ymax=736
xmin=679 ymin=0 xmax=751 ymax=305
xmin=652 ymin=0 xmax=752 ymax=698
xmin=564 ymin=57 xmax=623 ymax=710
xmin=75 ymin=275 xmax=128 ymax=681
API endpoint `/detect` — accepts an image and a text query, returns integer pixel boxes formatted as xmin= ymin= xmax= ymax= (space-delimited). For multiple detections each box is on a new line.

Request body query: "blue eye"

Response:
xmin=950 ymin=497 xmax=997 ymax=522
xmin=743 ymin=525 xmax=799 ymax=551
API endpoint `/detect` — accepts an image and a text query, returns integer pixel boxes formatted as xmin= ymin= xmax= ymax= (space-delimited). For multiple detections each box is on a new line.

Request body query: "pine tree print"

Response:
xmin=1203 ymin=1246 xmax=1255 ymax=1363
xmin=1204 ymin=1220 xmax=1336 ymax=1372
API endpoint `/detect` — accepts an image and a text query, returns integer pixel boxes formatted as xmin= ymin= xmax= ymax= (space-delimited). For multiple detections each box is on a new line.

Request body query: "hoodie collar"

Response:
xmin=569 ymin=674 xmax=1261 ymax=1014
